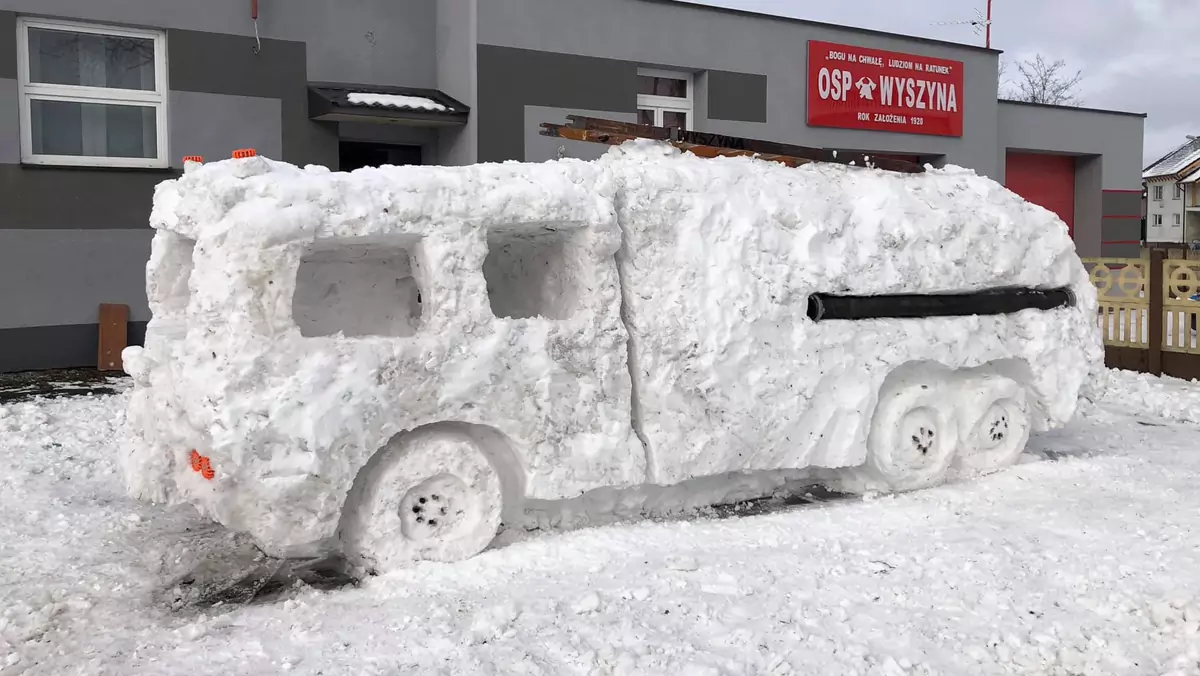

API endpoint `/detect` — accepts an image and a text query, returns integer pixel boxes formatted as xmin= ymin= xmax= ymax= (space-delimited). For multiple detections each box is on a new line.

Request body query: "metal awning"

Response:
xmin=308 ymin=83 xmax=469 ymax=127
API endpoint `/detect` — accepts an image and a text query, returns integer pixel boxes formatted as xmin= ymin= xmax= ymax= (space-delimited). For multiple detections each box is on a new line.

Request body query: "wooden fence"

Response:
xmin=1084 ymin=250 xmax=1200 ymax=380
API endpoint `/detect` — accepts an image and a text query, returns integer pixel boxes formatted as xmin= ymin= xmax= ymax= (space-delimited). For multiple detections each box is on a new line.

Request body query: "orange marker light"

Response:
xmin=231 ymin=148 xmax=257 ymax=159
xmin=182 ymin=155 xmax=204 ymax=164
xmin=188 ymin=449 xmax=216 ymax=480
xmin=198 ymin=456 xmax=215 ymax=481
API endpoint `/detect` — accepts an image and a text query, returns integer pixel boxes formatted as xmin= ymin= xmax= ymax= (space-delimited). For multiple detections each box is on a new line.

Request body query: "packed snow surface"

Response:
xmin=2 ymin=370 xmax=1200 ymax=674
xmin=345 ymin=92 xmax=450 ymax=111
xmin=122 ymin=141 xmax=1100 ymax=563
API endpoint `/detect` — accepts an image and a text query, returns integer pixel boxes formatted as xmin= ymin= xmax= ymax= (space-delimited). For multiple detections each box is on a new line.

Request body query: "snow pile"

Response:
xmin=121 ymin=141 xmax=1101 ymax=565
xmin=603 ymin=142 xmax=1099 ymax=487
xmin=346 ymin=92 xmax=451 ymax=112
xmin=1086 ymin=368 xmax=1200 ymax=425
xmin=7 ymin=386 xmax=1200 ymax=674
xmin=126 ymin=156 xmax=643 ymax=560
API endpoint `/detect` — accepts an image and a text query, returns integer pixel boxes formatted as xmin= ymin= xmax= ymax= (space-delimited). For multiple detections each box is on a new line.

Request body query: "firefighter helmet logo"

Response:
xmin=856 ymin=77 xmax=877 ymax=101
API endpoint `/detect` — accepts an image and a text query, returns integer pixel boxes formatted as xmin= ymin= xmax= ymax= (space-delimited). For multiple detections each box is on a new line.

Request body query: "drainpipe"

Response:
xmin=251 ymin=0 xmax=261 ymax=54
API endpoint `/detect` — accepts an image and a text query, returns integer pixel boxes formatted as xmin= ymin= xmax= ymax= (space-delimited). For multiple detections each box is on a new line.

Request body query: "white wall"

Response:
xmin=1146 ymin=179 xmax=1185 ymax=243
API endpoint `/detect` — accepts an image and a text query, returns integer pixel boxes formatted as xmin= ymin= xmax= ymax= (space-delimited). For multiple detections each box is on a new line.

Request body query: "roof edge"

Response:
xmin=1143 ymin=138 xmax=1200 ymax=175
xmin=998 ymin=98 xmax=1148 ymax=119
xmin=1144 ymin=157 xmax=1200 ymax=182
xmin=639 ymin=0 xmax=1004 ymax=55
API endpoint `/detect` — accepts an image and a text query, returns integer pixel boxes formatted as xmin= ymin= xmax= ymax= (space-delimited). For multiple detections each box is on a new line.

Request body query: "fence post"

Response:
xmin=1149 ymin=249 xmax=1165 ymax=376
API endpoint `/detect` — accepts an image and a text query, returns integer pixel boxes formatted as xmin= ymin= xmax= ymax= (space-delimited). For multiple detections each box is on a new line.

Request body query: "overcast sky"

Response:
xmin=701 ymin=0 xmax=1194 ymax=167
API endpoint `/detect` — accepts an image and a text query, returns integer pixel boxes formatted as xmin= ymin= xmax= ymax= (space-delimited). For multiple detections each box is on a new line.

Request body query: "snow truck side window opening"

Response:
xmin=149 ymin=232 xmax=196 ymax=316
xmin=484 ymin=226 xmax=585 ymax=320
xmin=293 ymin=239 xmax=424 ymax=338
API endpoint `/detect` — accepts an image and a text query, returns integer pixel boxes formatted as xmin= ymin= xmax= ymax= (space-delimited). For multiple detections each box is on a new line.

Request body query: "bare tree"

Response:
xmin=1002 ymin=55 xmax=1084 ymax=106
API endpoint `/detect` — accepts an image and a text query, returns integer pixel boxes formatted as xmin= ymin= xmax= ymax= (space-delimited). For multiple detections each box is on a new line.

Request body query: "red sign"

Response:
xmin=807 ymin=40 xmax=964 ymax=137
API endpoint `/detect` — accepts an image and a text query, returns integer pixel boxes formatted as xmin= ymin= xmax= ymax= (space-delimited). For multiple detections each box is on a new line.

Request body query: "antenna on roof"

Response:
xmin=932 ymin=0 xmax=993 ymax=48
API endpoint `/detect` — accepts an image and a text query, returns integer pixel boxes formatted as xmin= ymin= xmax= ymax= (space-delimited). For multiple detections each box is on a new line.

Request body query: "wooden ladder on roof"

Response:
xmin=538 ymin=115 xmax=926 ymax=174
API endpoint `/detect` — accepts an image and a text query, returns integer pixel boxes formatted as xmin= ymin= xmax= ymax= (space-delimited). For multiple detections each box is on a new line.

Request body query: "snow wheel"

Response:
xmin=952 ymin=375 xmax=1031 ymax=477
xmin=865 ymin=369 xmax=959 ymax=492
xmin=340 ymin=428 xmax=504 ymax=572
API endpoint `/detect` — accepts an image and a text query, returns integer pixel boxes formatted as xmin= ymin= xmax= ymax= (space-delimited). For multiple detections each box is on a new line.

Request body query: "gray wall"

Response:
xmin=1074 ymin=156 xmax=1104 ymax=258
xmin=169 ymin=91 xmax=283 ymax=167
xmin=436 ymin=0 xmax=478 ymax=165
xmin=0 ymin=230 xmax=154 ymax=327
xmin=477 ymin=0 xmax=1003 ymax=177
xmin=997 ymin=101 xmax=1145 ymax=189
xmin=477 ymin=46 xmax=637 ymax=163
xmin=0 ymin=78 xmax=16 ymax=163
xmin=0 ymin=1 xmax=454 ymax=370
xmin=525 ymin=106 xmax=637 ymax=162
xmin=0 ymin=8 xmax=317 ymax=371
xmin=998 ymin=101 xmax=1146 ymax=257
xmin=0 ymin=0 xmax=438 ymax=89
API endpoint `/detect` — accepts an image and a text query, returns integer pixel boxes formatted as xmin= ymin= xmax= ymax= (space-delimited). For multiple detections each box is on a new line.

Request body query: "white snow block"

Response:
xmin=123 ymin=157 xmax=645 ymax=559
xmin=600 ymin=142 xmax=1100 ymax=488
xmin=121 ymin=142 xmax=1101 ymax=567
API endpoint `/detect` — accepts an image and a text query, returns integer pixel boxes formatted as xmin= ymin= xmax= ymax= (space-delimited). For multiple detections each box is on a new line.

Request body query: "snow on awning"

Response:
xmin=346 ymin=92 xmax=450 ymax=112
xmin=308 ymin=83 xmax=469 ymax=127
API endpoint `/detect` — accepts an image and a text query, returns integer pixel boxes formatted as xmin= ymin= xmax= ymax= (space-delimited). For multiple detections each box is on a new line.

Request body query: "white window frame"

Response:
xmin=1154 ymin=214 xmax=1163 ymax=226
xmin=637 ymin=67 xmax=693 ymax=130
xmin=1174 ymin=183 xmax=1184 ymax=200
xmin=1174 ymin=213 xmax=1182 ymax=226
xmin=1153 ymin=185 xmax=1164 ymax=201
xmin=16 ymin=17 xmax=169 ymax=169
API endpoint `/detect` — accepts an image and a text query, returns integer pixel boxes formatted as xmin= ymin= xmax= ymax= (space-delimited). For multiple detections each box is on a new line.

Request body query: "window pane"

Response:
xmin=31 ymin=99 xmax=157 ymax=158
xmin=638 ymin=75 xmax=687 ymax=98
xmin=662 ymin=111 xmax=687 ymax=130
xmin=28 ymin=27 xmax=156 ymax=91
xmin=637 ymin=109 xmax=656 ymax=126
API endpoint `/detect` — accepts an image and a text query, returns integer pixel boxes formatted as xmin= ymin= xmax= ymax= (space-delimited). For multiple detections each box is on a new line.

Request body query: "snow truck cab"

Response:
xmin=123 ymin=123 xmax=1101 ymax=572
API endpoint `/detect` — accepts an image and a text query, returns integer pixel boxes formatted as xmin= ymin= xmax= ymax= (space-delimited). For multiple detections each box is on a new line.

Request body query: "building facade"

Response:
xmin=1144 ymin=137 xmax=1200 ymax=248
xmin=0 ymin=0 xmax=1146 ymax=372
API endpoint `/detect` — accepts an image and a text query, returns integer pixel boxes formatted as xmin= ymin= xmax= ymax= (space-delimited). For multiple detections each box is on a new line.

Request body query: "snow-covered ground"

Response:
xmin=2 ymin=369 xmax=1200 ymax=676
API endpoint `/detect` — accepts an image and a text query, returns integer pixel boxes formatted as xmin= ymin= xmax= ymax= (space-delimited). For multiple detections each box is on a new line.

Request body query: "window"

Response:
xmin=484 ymin=226 xmax=585 ymax=320
xmin=637 ymin=68 xmax=692 ymax=130
xmin=1174 ymin=183 xmax=1184 ymax=200
xmin=1154 ymin=214 xmax=1163 ymax=226
xmin=293 ymin=239 xmax=424 ymax=338
xmin=1154 ymin=185 xmax=1164 ymax=201
xmin=17 ymin=18 xmax=168 ymax=168
xmin=1175 ymin=214 xmax=1182 ymax=226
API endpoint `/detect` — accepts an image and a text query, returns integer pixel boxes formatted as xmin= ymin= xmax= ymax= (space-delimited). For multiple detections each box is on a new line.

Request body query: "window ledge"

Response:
xmin=19 ymin=161 xmax=180 ymax=174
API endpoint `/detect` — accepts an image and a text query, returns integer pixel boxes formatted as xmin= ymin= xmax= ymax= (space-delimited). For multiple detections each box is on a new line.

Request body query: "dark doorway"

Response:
xmin=339 ymin=141 xmax=422 ymax=171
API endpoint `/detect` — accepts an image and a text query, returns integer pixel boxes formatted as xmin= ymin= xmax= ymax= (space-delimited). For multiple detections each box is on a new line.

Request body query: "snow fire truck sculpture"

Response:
xmin=122 ymin=119 xmax=1101 ymax=572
